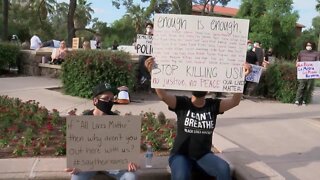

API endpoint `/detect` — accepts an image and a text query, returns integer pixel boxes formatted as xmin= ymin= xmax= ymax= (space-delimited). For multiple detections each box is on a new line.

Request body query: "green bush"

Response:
xmin=61 ymin=50 xmax=136 ymax=98
xmin=0 ymin=43 xmax=20 ymax=70
xmin=256 ymin=61 xmax=314 ymax=103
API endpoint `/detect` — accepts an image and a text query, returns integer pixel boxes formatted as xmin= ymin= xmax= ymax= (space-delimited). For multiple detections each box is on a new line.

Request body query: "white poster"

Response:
xmin=245 ymin=64 xmax=263 ymax=83
xmin=152 ymin=14 xmax=250 ymax=93
xmin=90 ymin=40 xmax=97 ymax=49
xmin=297 ymin=61 xmax=320 ymax=79
xmin=136 ymin=34 xmax=153 ymax=55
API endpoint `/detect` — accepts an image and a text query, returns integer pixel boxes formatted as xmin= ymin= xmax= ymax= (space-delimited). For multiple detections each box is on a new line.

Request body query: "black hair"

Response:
xmin=145 ymin=22 xmax=154 ymax=28
xmin=303 ymin=41 xmax=316 ymax=50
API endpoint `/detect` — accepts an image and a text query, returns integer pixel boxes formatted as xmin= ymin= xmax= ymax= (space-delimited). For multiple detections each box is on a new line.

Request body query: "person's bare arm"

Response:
xmin=219 ymin=63 xmax=251 ymax=113
xmin=145 ymin=57 xmax=177 ymax=109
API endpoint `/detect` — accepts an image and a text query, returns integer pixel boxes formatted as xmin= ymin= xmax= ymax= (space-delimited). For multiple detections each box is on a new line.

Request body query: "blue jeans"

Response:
xmin=71 ymin=170 xmax=136 ymax=180
xmin=169 ymin=153 xmax=231 ymax=180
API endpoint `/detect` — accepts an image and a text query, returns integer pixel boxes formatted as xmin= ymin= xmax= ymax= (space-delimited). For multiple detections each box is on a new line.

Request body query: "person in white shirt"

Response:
xmin=30 ymin=34 xmax=42 ymax=50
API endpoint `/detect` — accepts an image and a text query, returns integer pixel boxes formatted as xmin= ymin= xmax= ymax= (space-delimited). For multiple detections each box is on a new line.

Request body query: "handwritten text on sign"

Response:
xmin=66 ymin=116 xmax=141 ymax=171
xmin=297 ymin=61 xmax=320 ymax=79
xmin=136 ymin=34 xmax=153 ymax=56
xmin=152 ymin=14 xmax=249 ymax=92
xmin=245 ymin=64 xmax=263 ymax=83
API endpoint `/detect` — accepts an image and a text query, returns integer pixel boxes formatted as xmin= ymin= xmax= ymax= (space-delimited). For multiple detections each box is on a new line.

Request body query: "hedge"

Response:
xmin=0 ymin=43 xmax=20 ymax=71
xmin=61 ymin=50 xmax=136 ymax=98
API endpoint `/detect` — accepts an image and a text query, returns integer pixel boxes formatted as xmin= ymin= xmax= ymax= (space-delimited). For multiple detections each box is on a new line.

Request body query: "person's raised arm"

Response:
xmin=219 ymin=63 xmax=252 ymax=113
xmin=145 ymin=57 xmax=176 ymax=109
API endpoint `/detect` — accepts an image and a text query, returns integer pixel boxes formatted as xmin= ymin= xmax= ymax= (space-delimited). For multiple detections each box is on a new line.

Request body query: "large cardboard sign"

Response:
xmin=66 ymin=116 xmax=141 ymax=171
xmin=245 ymin=64 xmax=263 ymax=83
xmin=297 ymin=61 xmax=320 ymax=79
xmin=72 ymin=38 xmax=80 ymax=49
xmin=136 ymin=34 xmax=153 ymax=55
xmin=152 ymin=14 xmax=249 ymax=93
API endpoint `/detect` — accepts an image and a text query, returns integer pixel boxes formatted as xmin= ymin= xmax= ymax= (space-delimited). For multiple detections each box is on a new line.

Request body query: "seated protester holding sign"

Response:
xmin=145 ymin=57 xmax=252 ymax=180
xmin=65 ymin=82 xmax=138 ymax=180
xmin=50 ymin=40 xmax=68 ymax=65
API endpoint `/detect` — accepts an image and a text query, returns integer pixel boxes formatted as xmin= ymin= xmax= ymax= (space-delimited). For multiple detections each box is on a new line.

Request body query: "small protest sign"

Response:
xmin=152 ymin=14 xmax=250 ymax=93
xmin=245 ymin=64 xmax=263 ymax=83
xmin=66 ymin=116 xmax=141 ymax=171
xmin=72 ymin=38 xmax=79 ymax=49
xmin=297 ymin=61 xmax=320 ymax=79
xmin=136 ymin=34 xmax=153 ymax=56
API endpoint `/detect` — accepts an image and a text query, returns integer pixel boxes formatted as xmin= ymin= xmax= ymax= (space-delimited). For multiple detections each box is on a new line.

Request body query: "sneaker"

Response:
xmin=294 ymin=101 xmax=300 ymax=106
xmin=302 ymin=101 xmax=306 ymax=106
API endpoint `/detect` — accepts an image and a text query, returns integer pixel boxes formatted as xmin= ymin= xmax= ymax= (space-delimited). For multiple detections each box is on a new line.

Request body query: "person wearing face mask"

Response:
xmin=65 ymin=82 xmax=138 ymax=180
xmin=294 ymin=41 xmax=320 ymax=106
xmin=145 ymin=57 xmax=252 ymax=180
xmin=243 ymin=40 xmax=258 ymax=96
xmin=137 ymin=22 xmax=154 ymax=86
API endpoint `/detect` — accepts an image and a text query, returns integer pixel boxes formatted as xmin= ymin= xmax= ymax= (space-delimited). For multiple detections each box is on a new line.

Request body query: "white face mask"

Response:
xmin=306 ymin=46 xmax=312 ymax=51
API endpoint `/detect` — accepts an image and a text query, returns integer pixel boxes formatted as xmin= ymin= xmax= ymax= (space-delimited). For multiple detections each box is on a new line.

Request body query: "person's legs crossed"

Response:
xmin=197 ymin=153 xmax=231 ymax=180
xmin=169 ymin=154 xmax=192 ymax=180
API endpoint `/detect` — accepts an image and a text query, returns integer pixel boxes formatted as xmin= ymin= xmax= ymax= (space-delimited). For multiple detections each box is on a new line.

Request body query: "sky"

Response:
xmin=60 ymin=0 xmax=319 ymax=29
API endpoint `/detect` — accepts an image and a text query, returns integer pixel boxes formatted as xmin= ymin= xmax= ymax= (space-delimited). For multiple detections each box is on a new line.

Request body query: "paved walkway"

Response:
xmin=1 ymin=76 xmax=320 ymax=179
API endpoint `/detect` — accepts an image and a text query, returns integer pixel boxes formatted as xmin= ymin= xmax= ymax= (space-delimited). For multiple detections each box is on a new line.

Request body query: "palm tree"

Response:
xmin=126 ymin=5 xmax=148 ymax=34
xmin=74 ymin=0 xmax=94 ymax=29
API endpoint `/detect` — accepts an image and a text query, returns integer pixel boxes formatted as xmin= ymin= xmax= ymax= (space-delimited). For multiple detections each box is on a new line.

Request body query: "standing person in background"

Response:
xmin=244 ymin=40 xmax=258 ymax=96
xmin=112 ymin=40 xmax=119 ymax=50
xmin=253 ymin=41 xmax=264 ymax=66
xmin=95 ymin=34 xmax=102 ymax=49
xmin=294 ymin=41 xmax=320 ymax=106
xmin=138 ymin=22 xmax=154 ymax=85
xmin=65 ymin=82 xmax=138 ymax=180
xmin=145 ymin=58 xmax=251 ymax=180
xmin=30 ymin=33 xmax=42 ymax=50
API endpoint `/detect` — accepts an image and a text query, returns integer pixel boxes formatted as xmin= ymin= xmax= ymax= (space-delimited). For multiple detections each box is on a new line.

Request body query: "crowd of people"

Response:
xmin=23 ymin=21 xmax=319 ymax=180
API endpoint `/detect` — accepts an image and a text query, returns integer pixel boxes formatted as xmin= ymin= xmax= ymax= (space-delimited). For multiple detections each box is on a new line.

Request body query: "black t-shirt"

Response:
xmin=82 ymin=109 xmax=118 ymax=115
xmin=169 ymin=96 xmax=221 ymax=159
xmin=246 ymin=50 xmax=258 ymax=64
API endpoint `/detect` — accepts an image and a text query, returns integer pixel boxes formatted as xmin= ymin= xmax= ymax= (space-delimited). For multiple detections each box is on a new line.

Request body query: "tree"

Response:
xmin=67 ymin=0 xmax=77 ymax=47
xmin=237 ymin=0 xmax=299 ymax=58
xmin=126 ymin=4 xmax=148 ymax=34
xmin=2 ymin=0 xmax=9 ymax=41
xmin=171 ymin=0 xmax=192 ymax=14
xmin=192 ymin=0 xmax=231 ymax=15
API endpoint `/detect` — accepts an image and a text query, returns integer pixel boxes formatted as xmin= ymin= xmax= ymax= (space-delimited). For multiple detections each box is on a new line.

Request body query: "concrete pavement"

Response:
xmin=1 ymin=76 xmax=320 ymax=179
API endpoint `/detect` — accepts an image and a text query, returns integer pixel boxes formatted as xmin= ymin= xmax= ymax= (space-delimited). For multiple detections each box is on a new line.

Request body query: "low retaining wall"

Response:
xmin=19 ymin=49 xmax=139 ymax=78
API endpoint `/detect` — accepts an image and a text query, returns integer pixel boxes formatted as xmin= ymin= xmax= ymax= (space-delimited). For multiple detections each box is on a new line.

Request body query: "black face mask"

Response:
xmin=192 ymin=91 xmax=207 ymax=98
xmin=96 ymin=99 xmax=114 ymax=114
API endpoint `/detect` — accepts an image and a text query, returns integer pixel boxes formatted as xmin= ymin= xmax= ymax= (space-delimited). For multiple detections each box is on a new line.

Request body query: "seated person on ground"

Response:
xmin=50 ymin=40 xmax=67 ymax=65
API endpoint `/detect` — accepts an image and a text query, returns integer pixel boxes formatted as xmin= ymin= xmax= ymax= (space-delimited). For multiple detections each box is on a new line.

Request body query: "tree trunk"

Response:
xmin=67 ymin=0 xmax=77 ymax=47
xmin=201 ymin=0 xmax=210 ymax=15
xmin=2 ymin=0 xmax=9 ymax=41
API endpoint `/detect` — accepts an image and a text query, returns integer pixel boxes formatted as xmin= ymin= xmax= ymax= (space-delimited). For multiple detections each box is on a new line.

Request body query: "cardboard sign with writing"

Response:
xmin=90 ymin=40 xmax=97 ymax=49
xmin=72 ymin=38 xmax=80 ymax=49
xmin=136 ymin=34 xmax=153 ymax=56
xmin=245 ymin=64 xmax=263 ymax=83
xmin=152 ymin=14 xmax=249 ymax=93
xmin=297 ymin=61 xmax=320 ymax=79
xmin=66 ymin=116 xmax=141 ymax=171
